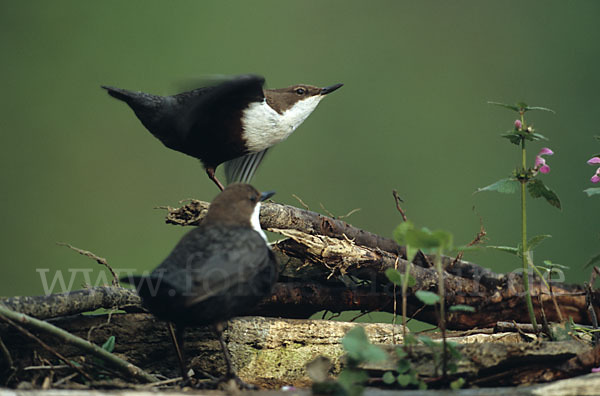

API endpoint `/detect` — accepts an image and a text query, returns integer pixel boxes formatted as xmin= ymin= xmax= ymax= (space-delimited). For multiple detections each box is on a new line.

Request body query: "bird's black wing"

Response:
xmin=181 ymin=229 xmax=275 ymax=307
xmin=223 ymin=148 xmax=269 ymax=184
xmin=148 ymin=226 xmax=274 ymax=307
xmin=179 ymin=74 xmax=265 ymax=136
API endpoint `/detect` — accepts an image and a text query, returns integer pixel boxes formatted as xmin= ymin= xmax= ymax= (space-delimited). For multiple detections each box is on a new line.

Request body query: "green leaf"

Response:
xmin=385 ymin=268 xmax=403 ymax=286
xmin=450 ymin=377 xmax=466 ymax=390
xmin=446 ymin=341 xmax=462 ymax=359
xmin=531 ymin=133 xmax=548 ymax=141
xmin=542 ymin=260 xmax=569 ymax=270
xmin=415 ymin=290 xmax=440 ymax=305
xmin=417 ymin=335 xmax=437 ymax=348
xmin=397 ymin=374 xmax=412 ymax=387
xmin=516 ymin=101 xmax=528 ymax=109
xmin=395 ymin=348 xmax=407 ymax=359
xmin=382 ymin=371 xmax=396 ymax=384
xmin=584 ymin=187 xmax=600 ymax=197
xmin=585 ymin=252 xmax=600 ymax=268
xmin=406 ymin=245 xmax=419 ymax=263
xmin=449 ymin=304 xmax=475 ymax=312
xmin=488 ymin=101 xmax=521 ymax=112
xmin=393 ymin=221 xmax=414 ymax=245
xmin=528 ymin=179 xmax=562 ymax=209
xmin=342 ymin=326 xmax=387 ymax=363
xmin=501 ymin=132 xmax=523 ymax=145
xmin=101 ymin=335 xmax=115 ymax=353
xmin=527 ymin=234 xmax=552 ymax=251
xmin=476 ymin=178 xmax=520 ymax=194
xmin=337 ymin=368 xmax=368 ymax=396
xmin=447 ymin=362 xmax=458 ymax=374
xmin=396 ymin=359 xmax=411 ymax=374
xmin=486 ymin=245 xmax=520 ymax=256
xmin=525 ymin=105 xmax=556 ymax=113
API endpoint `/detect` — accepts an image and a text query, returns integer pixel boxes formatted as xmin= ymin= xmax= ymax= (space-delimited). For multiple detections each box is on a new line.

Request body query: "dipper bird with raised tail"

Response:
xmin=121 ymin=184 xmax=278 ymax=387
xmin=102 ymin=75 xmax=343 ymax=190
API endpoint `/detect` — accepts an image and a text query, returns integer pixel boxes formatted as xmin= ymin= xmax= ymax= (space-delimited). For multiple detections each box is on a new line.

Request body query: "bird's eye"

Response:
xmin=250 ymin=196 xmax=257 ymax=203
xmin=295 ymin=87 xmax=306 ymax=95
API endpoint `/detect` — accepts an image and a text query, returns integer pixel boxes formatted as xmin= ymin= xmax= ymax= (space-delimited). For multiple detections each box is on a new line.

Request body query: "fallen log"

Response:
xmin=1 ymin=314 xmax=595 ymax=389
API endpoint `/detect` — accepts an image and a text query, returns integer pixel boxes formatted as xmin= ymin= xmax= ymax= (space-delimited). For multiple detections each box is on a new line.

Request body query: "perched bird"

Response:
xmin=121 ymin=183 xmax=278 ymax=387
xmin=102 ymin=75 xmax=343 ymax=190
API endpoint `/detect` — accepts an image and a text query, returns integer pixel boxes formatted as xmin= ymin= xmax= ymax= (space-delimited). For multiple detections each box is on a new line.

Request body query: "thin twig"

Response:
xmin=548 ymin=266 xmax=564 ymax=323
xmin=319 ymin=202 xmax=336 ymax=218
xmin=57 ymin=242 xmax=119 ymax=287
xmin=0 ymin=304 xmax=157 ymax=383
xmin=338 ymin=208 xmax=361 ymax=220
xmin=585 ymin=283 xmax=599 ymax=345
xmin=291 ymin=194 xmax=310 ymax=210
xmin=0 ymin=333 xmax=15 ymax=373
xmin=392 ymin=190 xmax=407 ymax=222
xmin=0 ymin=312 xmax=93 ymax=381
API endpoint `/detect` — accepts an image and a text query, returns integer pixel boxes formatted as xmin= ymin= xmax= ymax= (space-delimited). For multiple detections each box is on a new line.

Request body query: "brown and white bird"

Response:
xmin=102 ymin=75 xmax=342 ymax=190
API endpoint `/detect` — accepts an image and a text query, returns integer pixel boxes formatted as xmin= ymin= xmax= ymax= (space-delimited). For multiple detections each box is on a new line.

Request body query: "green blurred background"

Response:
xmin=1 ymin=1 xmax=599 ymax=300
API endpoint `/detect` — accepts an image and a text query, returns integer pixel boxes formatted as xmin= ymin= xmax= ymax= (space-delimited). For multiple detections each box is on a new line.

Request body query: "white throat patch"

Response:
xmin=251 ymin=202 xmax=267 ymax=242
xmin=241 ymin=95 xmax=324 ymax=153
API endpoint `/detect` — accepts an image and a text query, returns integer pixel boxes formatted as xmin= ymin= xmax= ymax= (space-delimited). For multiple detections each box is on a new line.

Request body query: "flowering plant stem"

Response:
xmin=520 ymin=130 xmax=539 ymax=331
xmin=435 ymin=249 xmax=448 ymax=376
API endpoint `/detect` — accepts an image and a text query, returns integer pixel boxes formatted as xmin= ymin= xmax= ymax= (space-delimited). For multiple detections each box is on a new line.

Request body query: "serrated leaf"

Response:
xmin=528 ymin=179 xmax=562 ymax=209
xmin=527 ymin=234 xmax=552 ymax=251
xmin=488 ymin=101 xmax=521 ymax=112
xmin=584 ymin=187 xmax=600 ymax=197
xmin=525 ymin=106 xmax=556 ymax=113
xmin=585 ymin=252 xmax=600 ymax=268
xmin=415 ymin=290 xmax=440 ymax=305
xmin=101 ymin=335 xmax=115 ymax=353
xmin=476 ymin=178 xmax=520 ymax=194
xmin=385 ymin=268 xmax=403 ymax=286
xmin=449 ymin=304 xmax=475 ymax=312
xmin=486 ymin=245 xmax=520 ymax=256
xmin=382 ymin=371 xmax=396 ymax=384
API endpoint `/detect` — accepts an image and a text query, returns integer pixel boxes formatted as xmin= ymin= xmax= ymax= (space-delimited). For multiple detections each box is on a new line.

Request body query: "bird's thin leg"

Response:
xmin=206 ymin=167 xmax=225 ymax=191
xmin=168 ymin=323 xmax=189 ymax=381
xmin=214 ymin=323 xmax=257 ymax=390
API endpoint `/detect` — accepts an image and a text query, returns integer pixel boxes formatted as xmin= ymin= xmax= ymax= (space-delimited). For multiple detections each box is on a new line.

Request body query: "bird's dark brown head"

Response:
xmin=203 ymin=183 xmax=275 ymax=228
xmin=265 ymin=82 xmax=343 ymax=114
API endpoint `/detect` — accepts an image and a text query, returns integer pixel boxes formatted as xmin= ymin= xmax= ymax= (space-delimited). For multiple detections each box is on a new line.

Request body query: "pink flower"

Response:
xmin=535 ymin=148 xmax=554 ymax=174
xmin=588 ymin=157 xmax=600 ymax=183
xmin=592 ymin=168 xmax=600 ymax=184
xmin=593 ymin=367 xmax=600 ymax=373
xmin=514 ymin=120 xmax=522 ymax=130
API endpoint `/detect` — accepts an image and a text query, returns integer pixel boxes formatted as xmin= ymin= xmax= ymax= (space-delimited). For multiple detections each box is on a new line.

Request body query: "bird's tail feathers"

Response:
xmin=101 ymin=85 xmax=140 ymax=104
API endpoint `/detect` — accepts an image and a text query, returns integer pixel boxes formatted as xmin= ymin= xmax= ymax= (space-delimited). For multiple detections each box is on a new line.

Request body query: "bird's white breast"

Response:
xmin=241 ymin=96 xmax=323 ymax=152
xmin=251 ymin=202 xmax=267 ymax=242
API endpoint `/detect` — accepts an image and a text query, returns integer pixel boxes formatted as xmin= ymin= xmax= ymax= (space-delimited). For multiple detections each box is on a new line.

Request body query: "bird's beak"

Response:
xmin=260 ymin=190 xmax=276 ymax=201
xmin=320 ymin=83 xmax=343 ymax=95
